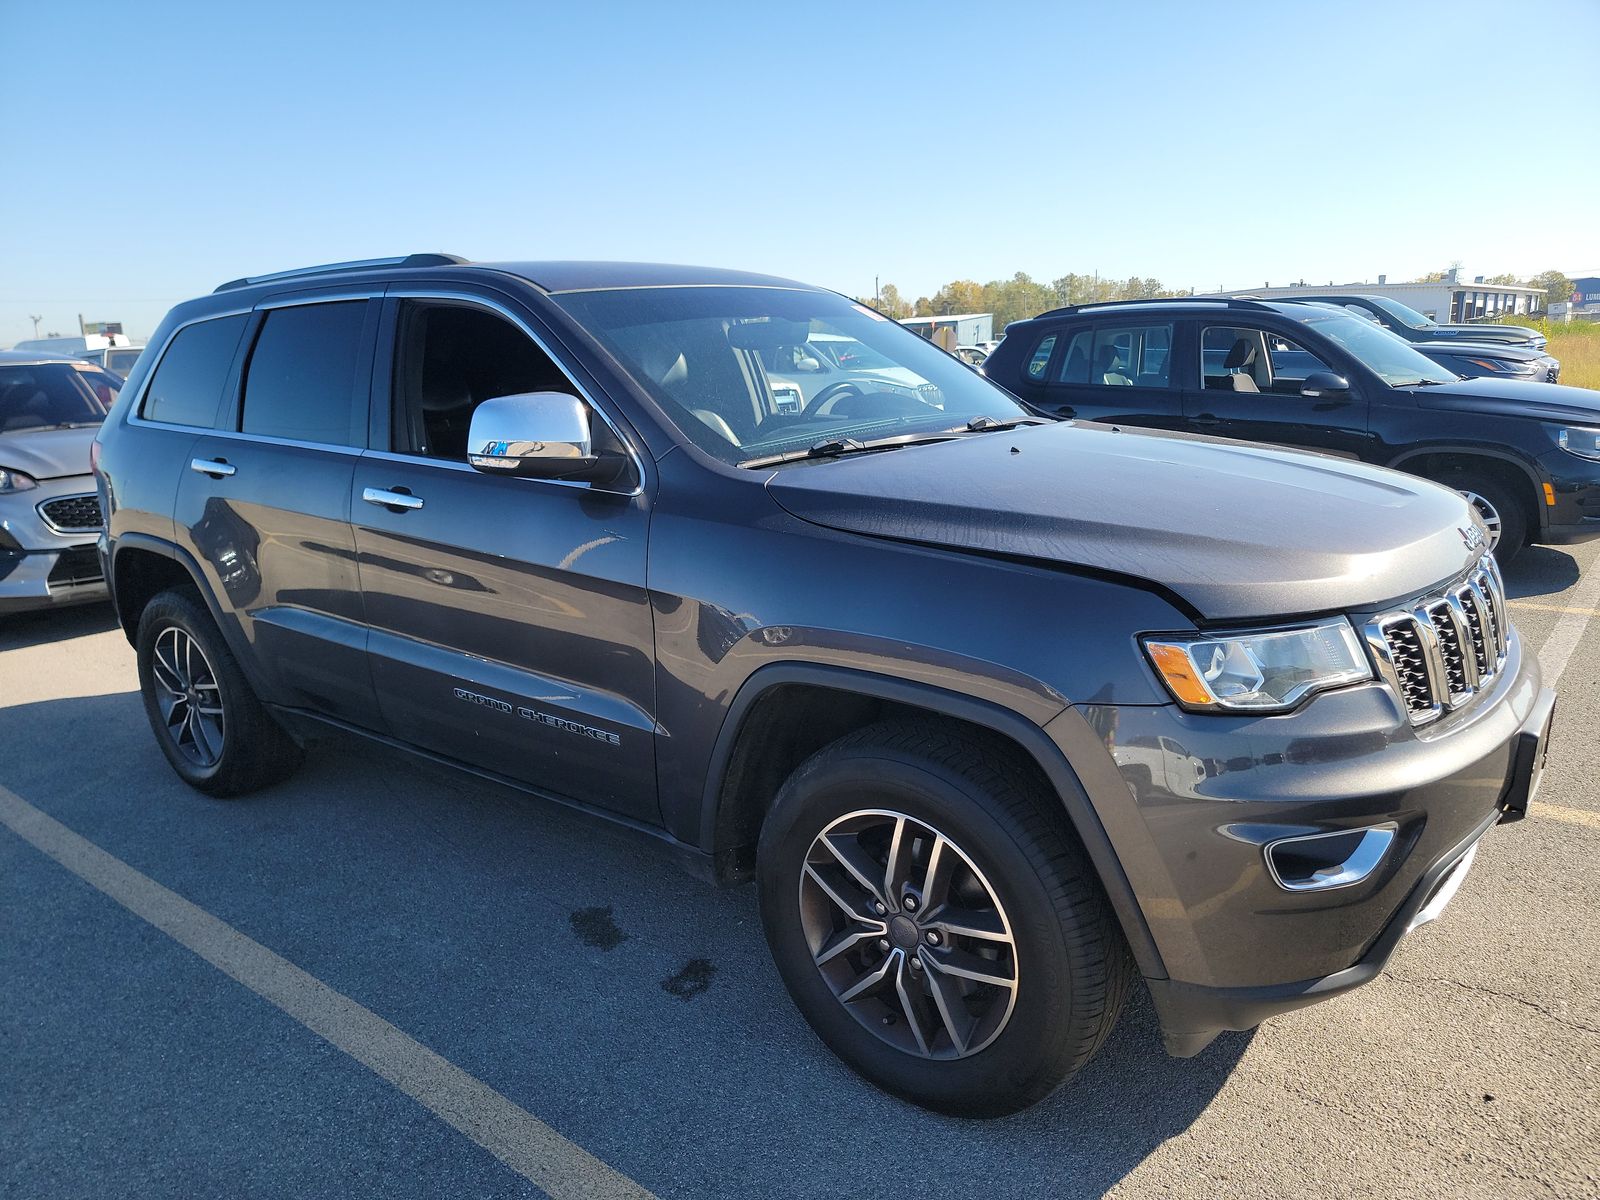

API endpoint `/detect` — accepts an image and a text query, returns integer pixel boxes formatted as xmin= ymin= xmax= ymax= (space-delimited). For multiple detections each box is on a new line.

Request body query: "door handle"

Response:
xmin=190 ymin=457 xmax=236 ymax=478
xmin=363 ymin=486 xmax=424 ymax=511
xmin=1190 ymin=414 xmax=1223 ymax=428
xmin=1056 ymin=405 xmax=1077 ymax=419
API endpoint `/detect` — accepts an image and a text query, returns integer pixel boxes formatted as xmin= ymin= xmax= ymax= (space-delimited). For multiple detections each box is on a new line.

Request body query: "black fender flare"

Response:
xmin=699 ymin=662 xmax=1167 ymax=980
xmin=108 ymin=533 xmax=274 ymax=699
xmin=1385 ymin=445 xmax=1549 ymax=534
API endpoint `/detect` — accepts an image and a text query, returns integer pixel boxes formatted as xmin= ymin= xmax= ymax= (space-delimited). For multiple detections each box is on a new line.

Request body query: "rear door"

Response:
xmin=1181 ymin=321 xmax=1370 ymax=459
xmin=173 ymin=294 xmax=382 ymax=728
xmin=1011 ymin=319 xmax=1186 ymax=430
xmin=350 ymin=290 xmax=657 ymax=822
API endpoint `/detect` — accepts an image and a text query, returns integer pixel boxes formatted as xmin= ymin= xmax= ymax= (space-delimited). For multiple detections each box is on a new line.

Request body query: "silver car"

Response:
xmin=0 ymin=350 xmax=119 ymax=614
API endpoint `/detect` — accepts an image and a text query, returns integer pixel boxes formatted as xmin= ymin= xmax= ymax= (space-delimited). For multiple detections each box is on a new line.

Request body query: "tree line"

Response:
xmin=859 ymin=273 xmax=1190 ymax=334
xmin=857 ymin=267 xmax=1577 ymax=335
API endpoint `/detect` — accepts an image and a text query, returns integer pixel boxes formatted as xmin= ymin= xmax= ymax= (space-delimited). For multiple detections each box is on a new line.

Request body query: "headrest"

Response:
xmin=1223 ymin=338 xmax=1256 ymax=370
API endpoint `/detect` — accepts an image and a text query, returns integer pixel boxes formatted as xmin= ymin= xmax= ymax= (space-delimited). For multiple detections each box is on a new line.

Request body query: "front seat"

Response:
xmin=1222 ymin=339 xmax=1261 ymax=392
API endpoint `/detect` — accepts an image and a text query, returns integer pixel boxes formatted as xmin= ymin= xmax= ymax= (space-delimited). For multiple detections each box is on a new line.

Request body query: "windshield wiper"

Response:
xmin=740 ymin=417 xmax=1050 ymax=469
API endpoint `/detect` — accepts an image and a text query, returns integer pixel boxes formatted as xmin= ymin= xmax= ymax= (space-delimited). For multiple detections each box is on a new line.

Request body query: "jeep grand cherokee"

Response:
xmin=93 ymin=255 xmax=1555 ymax=1115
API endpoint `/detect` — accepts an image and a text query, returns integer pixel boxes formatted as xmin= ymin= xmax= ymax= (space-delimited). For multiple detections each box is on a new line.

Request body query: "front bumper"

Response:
xmin=1050 ymin=624 xmax=1550 ymax=1055
xmin=1537 ymin=448 xmax=1600 ymax=545
xmin=0 ymin=474 xmax=107 ymax=614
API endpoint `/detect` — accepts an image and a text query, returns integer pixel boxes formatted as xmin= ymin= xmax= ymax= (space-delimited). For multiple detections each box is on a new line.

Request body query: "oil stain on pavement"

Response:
xmin=661 ymin=958 xmax=717 ymax=1000
xmin=569 ymin=905 xmax=629 ymax=950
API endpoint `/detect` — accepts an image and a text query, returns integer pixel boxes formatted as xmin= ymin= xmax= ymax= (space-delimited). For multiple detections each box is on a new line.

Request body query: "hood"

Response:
xmin=765 ymin=422 xmax=1482 ymax=622
xmin=1412 ymin=376 xmax=1600 ymax=421
xmin=1414 ymin=340 xmax=1547 ymax=363
xmin=1417 ymin=324 xmax=1540 ymax=346
xmin=0 ymin=424 xmax=97 ymax=481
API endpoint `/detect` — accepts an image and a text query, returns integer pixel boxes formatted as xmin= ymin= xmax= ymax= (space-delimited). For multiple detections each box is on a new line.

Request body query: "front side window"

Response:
xmin=391 ymin=302 xmax=583 ymax=461
xmin=553 ymin=287 xmax=1031 ymax=466
xmin=141 ymin=314 xmax=248 ymax=427
xmin=240 ymin=302 xmax=368 ymax=445
xmin=0 ymin=363 xmax=119 ymax=431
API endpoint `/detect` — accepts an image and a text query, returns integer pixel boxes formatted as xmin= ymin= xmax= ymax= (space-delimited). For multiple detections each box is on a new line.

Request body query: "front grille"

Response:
xmin=38 ymin=493 xmax=103 ymax=532
xmin=1366 ymin=556 xmax=1508 ymax=725
xmin=47 ymin=545 xmax=103 ymax=588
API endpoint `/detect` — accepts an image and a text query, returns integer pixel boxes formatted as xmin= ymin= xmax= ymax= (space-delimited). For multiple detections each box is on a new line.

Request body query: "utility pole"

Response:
xmin=78 ymin=312 xmax=86 ymax=335
xmin=874 ymin=275 xmax=880 ymax=309
xmin=29 ymin=314 xmax=42 ymax=338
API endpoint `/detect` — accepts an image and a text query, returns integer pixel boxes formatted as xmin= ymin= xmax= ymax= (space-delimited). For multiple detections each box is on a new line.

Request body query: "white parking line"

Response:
xmin=1534 ymin=549 xmax=1600 ymax=689
xmin=0 ymin=784 xmax=655 ymax=1200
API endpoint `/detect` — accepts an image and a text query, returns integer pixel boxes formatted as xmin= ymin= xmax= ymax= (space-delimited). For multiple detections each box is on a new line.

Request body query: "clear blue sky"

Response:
xmin=3 ymin=0 xmax=1596 ymax=345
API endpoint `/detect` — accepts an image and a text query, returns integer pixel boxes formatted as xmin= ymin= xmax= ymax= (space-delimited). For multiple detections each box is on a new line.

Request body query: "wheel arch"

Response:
xmin=699 ymin=662 xmax=1166 ymax=980
xmin=1386 ymin=446 xmax=1546 ymax=538
xmin=109 ymin=535 xmax=271 ymax=696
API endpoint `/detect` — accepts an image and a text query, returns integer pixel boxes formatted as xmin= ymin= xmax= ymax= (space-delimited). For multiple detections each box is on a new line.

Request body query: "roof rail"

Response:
xmin=214 ymin=253 xmax=469 ymax=293
xmin=1033 ymin=295 xmax=1278 ymax=320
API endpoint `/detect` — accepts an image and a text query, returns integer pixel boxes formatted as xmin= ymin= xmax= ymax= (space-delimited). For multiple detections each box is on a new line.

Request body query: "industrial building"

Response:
xmin=899 ymin=312 xmax=994 ymax=346
xmin=1219 ymin=268 xmax=1543 ymax=323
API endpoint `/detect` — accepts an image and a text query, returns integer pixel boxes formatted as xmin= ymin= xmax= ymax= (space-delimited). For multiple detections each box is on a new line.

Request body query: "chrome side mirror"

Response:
xmin=467 ymin=392 xmax=621 ymax=483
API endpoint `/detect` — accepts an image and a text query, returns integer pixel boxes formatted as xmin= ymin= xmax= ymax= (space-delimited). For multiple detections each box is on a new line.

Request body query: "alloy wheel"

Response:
xmin=799 ymin=808 xmax=1018 ymax=1059
xmin=1458 ymin=490 xmax=1503 ymax=550
xmin=150 ymin=626 xmax=226 ymax=768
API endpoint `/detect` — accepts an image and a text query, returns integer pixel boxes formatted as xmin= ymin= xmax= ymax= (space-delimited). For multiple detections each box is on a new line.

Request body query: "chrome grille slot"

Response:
xmin=1379 ymin=617 xmax=1437 ymax=718
xmin=1364 ymin=555 xmax=1508 ymax=726
xmin=1426 ymin=600 xmax=1470 ymax=700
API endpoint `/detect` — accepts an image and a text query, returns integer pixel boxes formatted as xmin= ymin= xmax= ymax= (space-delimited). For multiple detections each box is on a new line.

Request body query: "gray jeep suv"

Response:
xmin=94 ymin=255 xmax=1556 ymax=1116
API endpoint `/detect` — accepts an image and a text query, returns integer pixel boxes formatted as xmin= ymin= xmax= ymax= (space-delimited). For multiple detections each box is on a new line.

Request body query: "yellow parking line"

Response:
xmin=1507 ymin=600 xmax=1600 ymax=617
xmin=1533 ymin=802 xmax=1600 ymax=831
xmin=0 ymin=784 xmax=656 ymax=1200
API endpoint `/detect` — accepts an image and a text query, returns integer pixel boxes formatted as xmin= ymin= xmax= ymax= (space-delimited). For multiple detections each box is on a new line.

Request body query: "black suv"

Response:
xmin=1268 ymin=293 xmax=1548 ymax=351
xmin=95 ymin=257 xmax=1554 ymax=1116
xmin=987 ymin=296 xmax=1600 ymax=560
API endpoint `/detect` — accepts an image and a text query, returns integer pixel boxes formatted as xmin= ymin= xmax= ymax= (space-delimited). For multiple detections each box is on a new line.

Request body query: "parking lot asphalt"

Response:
xmin=3 ymin=545 xmax=1599 ymax=1200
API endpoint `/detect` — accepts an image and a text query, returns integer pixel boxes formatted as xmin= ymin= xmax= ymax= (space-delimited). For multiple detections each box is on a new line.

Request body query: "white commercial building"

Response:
xmin=1218 ymin=269 xmax=1543 ymax=323
xmin=899 ymin=312 xmax=994 ymax=346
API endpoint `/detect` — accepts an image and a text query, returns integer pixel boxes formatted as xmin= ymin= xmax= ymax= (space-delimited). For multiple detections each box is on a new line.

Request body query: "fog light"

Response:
xmin=1264 ymin=823 xmax=1398 ymax=892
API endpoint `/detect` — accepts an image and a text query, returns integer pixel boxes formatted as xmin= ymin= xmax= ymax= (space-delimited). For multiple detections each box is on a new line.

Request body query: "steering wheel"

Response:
xmin=807 ymin=381 xmax=865 ymax=415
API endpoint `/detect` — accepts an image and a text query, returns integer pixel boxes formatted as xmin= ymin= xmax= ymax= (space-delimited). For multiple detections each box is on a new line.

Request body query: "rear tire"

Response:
xmin=135 ymin=588 xmax=302 ymax=796
xmin=757 ymin=721 xmax=1131 ymax=1116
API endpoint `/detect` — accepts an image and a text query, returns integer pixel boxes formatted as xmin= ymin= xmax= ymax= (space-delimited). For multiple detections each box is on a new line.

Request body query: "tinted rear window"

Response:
xmin=240 ymin=302 xmax=368 ymax=445
xmin=141 ymin=315 xmax=247 ymax=427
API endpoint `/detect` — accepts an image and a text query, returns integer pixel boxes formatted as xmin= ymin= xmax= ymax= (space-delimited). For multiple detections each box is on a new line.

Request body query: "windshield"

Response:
xmin=1366 ymin=295 xmax=1437 ymax=330
xmin=1294 ymin=311 xmax=1458 ymax=386
xmin=0 ymin=362 xmax=119 ymax=431
xmin=553 ymin=287 xmax=1030 ymax=466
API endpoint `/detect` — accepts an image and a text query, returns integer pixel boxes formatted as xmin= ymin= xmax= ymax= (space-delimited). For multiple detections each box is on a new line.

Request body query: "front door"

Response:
xmin=1182 ymin=322 xmax=1370 ymax=460
xmin=351 ymin=294 xmax=658 ymax=821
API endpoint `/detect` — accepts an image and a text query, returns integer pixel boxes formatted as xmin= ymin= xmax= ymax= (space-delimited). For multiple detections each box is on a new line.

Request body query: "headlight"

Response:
xmin=1144 ymin=618 xmax=1372 ymax=713
xmin=0 ymin=467 xmax=39 ymax=493
xmin=1558 ymin=427 xmax=1600 ymax=462
xmin=1463 ymin=357 xmax=1537 ymax=375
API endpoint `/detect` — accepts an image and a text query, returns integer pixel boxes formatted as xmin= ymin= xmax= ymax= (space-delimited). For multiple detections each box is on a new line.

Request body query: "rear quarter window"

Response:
xmin=141 ymin=315 xmax=248 ymax=427
xmin=1025 ymin=334 xmax=1057 ymax=381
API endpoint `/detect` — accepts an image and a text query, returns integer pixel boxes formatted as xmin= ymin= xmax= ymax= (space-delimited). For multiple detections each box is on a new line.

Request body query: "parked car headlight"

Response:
xmin=0 ymin=467 xmax=39 ymax=493
xmin=1143 ymin=618 xmax=1371 ymax=712
xmin=1557 ymin=427 xmax=1600 ymax=462
xmin=1463 ymin=357 xmax=1538 ymax=375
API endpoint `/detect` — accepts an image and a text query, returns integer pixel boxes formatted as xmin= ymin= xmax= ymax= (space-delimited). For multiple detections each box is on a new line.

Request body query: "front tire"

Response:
xmin=1454 ymin=475 xmax=1527 ymax=562
xmin=135 ymin=588 xmax=302 ymax=796
xmin=757 ymin=721 xmax=1131 ymax=1116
